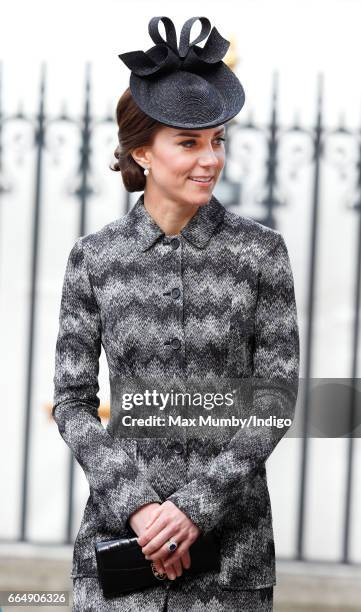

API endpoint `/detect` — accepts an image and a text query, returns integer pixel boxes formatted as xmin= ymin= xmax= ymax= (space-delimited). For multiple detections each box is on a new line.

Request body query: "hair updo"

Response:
xmin=109 ymin=87 xmax=163 ymax=192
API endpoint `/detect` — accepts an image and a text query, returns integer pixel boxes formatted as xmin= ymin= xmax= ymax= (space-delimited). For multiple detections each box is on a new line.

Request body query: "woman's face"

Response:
xmin=139 ymin=124 xmax=226 ymax=206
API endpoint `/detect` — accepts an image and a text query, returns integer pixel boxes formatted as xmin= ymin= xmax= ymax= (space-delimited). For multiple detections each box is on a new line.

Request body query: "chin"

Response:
xmin=188 ymin=186 xmax=214 ymax=198
xmin=195 ymin=191 xmax=214 ymax=204
xmin=176 ymin=187 xmax=215 ymax=207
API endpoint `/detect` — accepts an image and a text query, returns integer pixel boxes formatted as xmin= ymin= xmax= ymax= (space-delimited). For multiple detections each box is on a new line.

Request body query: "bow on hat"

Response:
xmin=118 ymin=16 xmax=230 ymax=79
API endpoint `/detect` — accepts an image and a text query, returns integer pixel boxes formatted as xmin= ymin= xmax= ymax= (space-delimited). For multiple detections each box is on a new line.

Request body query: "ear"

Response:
xmin=131 ymin=146 xmax=151 ymax=168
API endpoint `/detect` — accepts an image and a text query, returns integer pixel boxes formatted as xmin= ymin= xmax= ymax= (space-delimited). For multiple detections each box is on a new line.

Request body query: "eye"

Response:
xmin=179 ymin=140 xmax=196 ymax=148
xmin=179 ymin=137 xmax=226 ymax=149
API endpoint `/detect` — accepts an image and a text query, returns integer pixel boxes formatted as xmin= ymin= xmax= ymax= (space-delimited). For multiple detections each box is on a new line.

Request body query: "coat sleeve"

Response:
xmin=166 ymin=231 xmax=300 ymax=534
xmin=52 ymin=237 xmax=162 ymax=534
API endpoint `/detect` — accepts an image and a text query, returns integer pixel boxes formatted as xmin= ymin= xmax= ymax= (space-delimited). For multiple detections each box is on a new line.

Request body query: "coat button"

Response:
xmin=170 ymin=338 xmax=181 ymax=350
xmin=170 ymin=238 xmax=180 ymax=250
xmin=171 ymin=288 xmax=180 ymax=299
xmin=172 ymin=442 xmax=184 ymax=454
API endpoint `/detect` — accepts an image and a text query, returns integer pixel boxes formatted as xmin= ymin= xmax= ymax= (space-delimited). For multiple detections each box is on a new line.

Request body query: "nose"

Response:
xmin=198 ymin=148 xmax=219 ymax=167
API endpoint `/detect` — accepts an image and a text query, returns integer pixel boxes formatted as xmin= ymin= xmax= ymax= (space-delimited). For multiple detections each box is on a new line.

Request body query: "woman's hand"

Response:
xmin=136 ymin=500 xmax=201 ymax=571
xmin=128 ymin=502 xmax=189 ymax=580
xmin=128 ymin=502 xmax=161 ymax=536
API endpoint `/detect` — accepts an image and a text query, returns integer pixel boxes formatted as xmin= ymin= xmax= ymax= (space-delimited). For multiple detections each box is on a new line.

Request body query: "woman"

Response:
xmin=52 ymin=16 xmax=299 ymax=612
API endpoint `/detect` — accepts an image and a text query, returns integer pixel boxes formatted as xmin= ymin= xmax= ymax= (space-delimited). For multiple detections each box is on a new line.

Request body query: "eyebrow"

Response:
xmin=172 ymin=128 xmax=225 ymax=138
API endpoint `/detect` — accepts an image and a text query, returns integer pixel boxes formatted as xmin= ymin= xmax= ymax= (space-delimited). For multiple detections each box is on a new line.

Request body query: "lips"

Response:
xmin=188 ymin=176 xmax=214 ymax=184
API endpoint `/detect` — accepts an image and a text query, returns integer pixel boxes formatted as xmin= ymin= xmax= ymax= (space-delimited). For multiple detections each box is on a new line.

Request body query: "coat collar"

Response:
xmin=127 ymin=193 xmax=225 ymax=251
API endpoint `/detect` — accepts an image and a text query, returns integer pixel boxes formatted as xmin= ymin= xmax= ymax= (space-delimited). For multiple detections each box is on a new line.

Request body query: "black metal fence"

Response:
xmin=1 ymin=61 xmax=360 ymax=566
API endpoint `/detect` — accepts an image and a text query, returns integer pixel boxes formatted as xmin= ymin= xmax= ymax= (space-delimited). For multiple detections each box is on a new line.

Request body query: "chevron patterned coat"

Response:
xmin=52 ymin=193 xmax=299 ymax=611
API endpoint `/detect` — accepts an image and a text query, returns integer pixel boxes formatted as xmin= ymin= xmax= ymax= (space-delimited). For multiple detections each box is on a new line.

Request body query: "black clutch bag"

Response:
xmin=94 ymin=528 xmax=220 ymax=598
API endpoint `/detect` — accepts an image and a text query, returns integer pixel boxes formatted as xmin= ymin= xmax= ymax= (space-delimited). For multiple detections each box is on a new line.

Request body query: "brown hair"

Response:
xmin=109 ymin=87 xmax=163 ymax=192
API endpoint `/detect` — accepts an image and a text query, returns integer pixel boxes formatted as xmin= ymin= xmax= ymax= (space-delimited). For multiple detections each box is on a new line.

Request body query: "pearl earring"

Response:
xmin=144 ymin=167 xmax=150 ymax=176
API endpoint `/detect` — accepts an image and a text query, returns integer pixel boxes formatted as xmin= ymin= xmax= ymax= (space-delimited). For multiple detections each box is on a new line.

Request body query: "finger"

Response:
xmin=152 ymin=559 xmax=174 ymax=581
xmin=142 ymin=525 xmax=182 ymax=557
xmin=144 ymin=506 xmax=162 ymax=530
xmin=137 ymin=510 xmax=164 ymax=546
xmin=166 ymin=563 xmax=180 ymax=581
xmin=153 ymin=557 xmax=174 ymax=581
xmin=139 ymin=526 xmax=166 ymax=550
xmin=138 ymin=513 xmax=168 ymax=547
xmin=163 ymin=540 xmax=191 ymax=568
xmin=173 ymin=558 xmax=183 ymax=577
xmin=181 ymin=550 xmax=191 ymax=570
xmin=145 ymin=530 xmax=186 ymax=562
xmin=153 ymin=559 xmax=167 ymax=578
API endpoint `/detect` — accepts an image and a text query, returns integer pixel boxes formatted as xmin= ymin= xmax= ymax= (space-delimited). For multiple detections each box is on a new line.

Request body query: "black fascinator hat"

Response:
xmin=118 ymin=16 xmax=245 ymax=129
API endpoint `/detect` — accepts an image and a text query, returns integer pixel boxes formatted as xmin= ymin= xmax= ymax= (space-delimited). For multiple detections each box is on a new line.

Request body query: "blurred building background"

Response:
xmin=0 ymin=0 xmax=361 ymax=610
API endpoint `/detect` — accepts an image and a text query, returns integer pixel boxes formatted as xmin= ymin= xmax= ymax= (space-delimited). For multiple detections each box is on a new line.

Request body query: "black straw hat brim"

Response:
xmin=129 ymin=62 xmax=245 ymax=129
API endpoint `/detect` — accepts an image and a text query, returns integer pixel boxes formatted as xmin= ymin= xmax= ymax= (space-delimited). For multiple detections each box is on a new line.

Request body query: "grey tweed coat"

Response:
xmin=52 ymin=193 xmax=299 ymax=595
